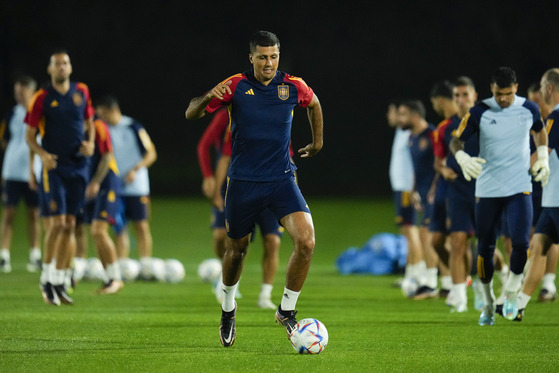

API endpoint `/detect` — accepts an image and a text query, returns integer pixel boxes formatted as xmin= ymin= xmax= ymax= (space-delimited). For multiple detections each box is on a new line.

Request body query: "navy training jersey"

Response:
xmin=205 ymin=69 xmax=314 ymax=182
xmin=26 ymin=82 xmax=94 ymax=168
xmin=409 ymin=124 xmax=436 ymax=200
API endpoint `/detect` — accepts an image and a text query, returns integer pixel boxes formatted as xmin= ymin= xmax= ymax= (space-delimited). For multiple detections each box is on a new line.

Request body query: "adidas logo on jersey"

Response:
xmin=489 ymin=119 xmax=497 ymax=125
xmin=245 ymin=89 xmax=255 ymax=95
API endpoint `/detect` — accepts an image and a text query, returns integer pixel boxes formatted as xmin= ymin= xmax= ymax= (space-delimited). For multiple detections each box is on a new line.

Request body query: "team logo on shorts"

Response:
xmin=278 ymin=84 xmax=289 ymax=101
xmin=50 ymin=200 xmax=58 ymax=212
xmin=72 ymin=92 xmax=84 ymax=107
xmin=108 ymin=190 xmax=116 ymax=203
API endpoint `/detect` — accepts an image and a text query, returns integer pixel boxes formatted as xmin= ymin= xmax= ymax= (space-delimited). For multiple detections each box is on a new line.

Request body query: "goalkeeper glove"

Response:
xmin=455 ymin=150 xmax=486 ymax=181
xmin=532 ymin=145 xmax=550 ymax=187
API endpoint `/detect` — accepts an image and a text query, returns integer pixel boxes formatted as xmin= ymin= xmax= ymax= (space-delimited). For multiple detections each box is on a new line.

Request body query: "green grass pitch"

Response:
xmin=1 ymin=197 xmax=558 ymax=372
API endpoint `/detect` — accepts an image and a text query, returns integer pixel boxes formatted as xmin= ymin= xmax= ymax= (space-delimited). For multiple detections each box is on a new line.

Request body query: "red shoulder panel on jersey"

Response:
xmin=284 ymin=74 xmax=314 ymax=108
xmin=25 ymin=89 xmax=48 ymax=128
xmin=206 ymin=74 xmax=246 ymax=114
xmin=433 ymin=118 xmax=452 ymax=158
xmin=94 ymin=119 xmax=112 ymax=154
xmin=76 ymin=82 xmax=95 ymax=119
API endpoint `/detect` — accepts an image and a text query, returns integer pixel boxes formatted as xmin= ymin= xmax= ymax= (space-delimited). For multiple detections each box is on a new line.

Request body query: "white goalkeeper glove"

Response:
xmin=455 ymin=150 xmax=486 ymax=181
xmin=532 ymin=145 xmax=550 ymax=187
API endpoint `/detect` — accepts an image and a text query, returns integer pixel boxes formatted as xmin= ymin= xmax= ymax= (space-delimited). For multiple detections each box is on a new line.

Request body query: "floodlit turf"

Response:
xmin=1 ymin=197 xmax=558 ymax=372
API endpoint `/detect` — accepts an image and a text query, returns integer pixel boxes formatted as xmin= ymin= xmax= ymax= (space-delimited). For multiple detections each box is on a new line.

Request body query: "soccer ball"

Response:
xmin=401 ymin=277 xmax=419 ymax=298
xmin=197 ymin=258 xmax=222 ymax=283
xmin=72 ymin=257 xmax=87 ymax=282
xmin=119 ymin=258 xmax=140 ymax=281
xmin=150 ymin=258 xmax=167 ymax=282
xmin=165 ymin=259 xmax=185 ymax=283
xmin=290 ymin=318 xmax=329 ymax=355
xmin=85 ymin=257 xmax=105 ymax=281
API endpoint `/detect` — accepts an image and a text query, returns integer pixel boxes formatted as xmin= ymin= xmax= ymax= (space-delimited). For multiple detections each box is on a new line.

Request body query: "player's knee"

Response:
xmin=295 ymin=235 xmax=315 ymax=256
xmin=90 ymin=222 xmax=107 ymax=239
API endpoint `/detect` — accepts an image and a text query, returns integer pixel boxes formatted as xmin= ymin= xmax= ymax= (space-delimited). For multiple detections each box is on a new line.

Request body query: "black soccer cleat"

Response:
xmin=40 ymin=282 xmax=60 ymax=306
xmin=53 ymin=284 xmax=74 ymax=305
xmin=496 ymin=304 xmax=524 ymax=322
xmin=219 ymin=304 xmax=236 ymax=347
xmin=275 ymin=306 xmax=298 ymax=338
xmin=538 ymin=288 xmax=558 ymax=303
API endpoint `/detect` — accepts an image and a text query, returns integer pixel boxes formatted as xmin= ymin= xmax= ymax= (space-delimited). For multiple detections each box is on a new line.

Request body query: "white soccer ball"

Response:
xmin=290 ymin=318 xmax=329 ymax=355
xmin=197 ymin=258 xmax=222 ymax=283
xmin=72 ymin=257 xmax=88 ymax=282
xmin=150 ymin=258 xmax=167 ymax=282
xmin=119 ymin=258 xmax=140 ymax=281
xmin=401 ymin=277 xmax=419 ymax=298
xmin=85 ymin=257 xmax=105 ymax=281
xmin=165 ymin=259 xmax=185 ymax=283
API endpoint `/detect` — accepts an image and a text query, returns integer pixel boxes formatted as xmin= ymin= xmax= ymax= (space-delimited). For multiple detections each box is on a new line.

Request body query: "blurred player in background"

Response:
xmin=451 ymin=67 xmax=549 ymax=326
xmin=25 ymin=50 xmax=95 ymax=305
xmin=516 ymin=68 xmax=559 ymax=319
xmin=95 ymin=95 xmax=157 ymax=278
xmin=429 ymin=80 xmax=457 ymax=299
xmin=387 ymin=102 xmax=425 ymax=293
xmin=0 ymin=76 xmax=41 ymax=273
xmin=399 ymin=100 xmax=440 ymax=299
xmin=186 ymin=30 xmax=323 ymax=347
xmin=197 ymin=108 xmax=285 ymax=309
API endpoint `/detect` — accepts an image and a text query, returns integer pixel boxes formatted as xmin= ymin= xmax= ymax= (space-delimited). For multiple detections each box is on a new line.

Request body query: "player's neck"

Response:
xmin=412 ymin=120 xmax=427 ymax=134
xmin=51 ymin=79 xmax=70 ymax=95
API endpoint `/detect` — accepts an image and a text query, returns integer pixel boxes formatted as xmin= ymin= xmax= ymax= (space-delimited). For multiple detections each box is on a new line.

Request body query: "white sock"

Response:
xmin=106 ymin=262 xmax=122 ymax=281
xmin=0 ymin=248 xmax=10 ymax=260
xmin=30 ymin=247 xmax=41 ymax=261
xmin=481 ymin=281 xmax=495 ymax=307
xmin=504 ymin=272 xmax=524 ymax=293
xmin=40 ymin=262 xmax=51 ymax=284
xmin=280 ymin=287 xmax=300 ymax=311
xmin=454 ymin=282 xmax=467 ymax=306
xmin=518 ymin=291 xmax=531 ymax=309
xmin=53 ymin=269 xmax=66 ymax=286
xmin=542 ymin=273 xmax=557 ymax=292
xmin=260 ymin=283 xmax=273 ymax=299
xmin=221 ymin=282 xmax=238 ymax=312
xmin=441 ymin=276 xmax=452 ymax=290
xmin=426 ymin=268 xmax=438 ymax=289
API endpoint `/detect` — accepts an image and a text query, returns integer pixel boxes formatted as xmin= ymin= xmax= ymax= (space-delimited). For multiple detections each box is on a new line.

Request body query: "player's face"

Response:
xmin=95 ymin=106 xmax=115 ymax=125
xmin=13 ymin=83 xmax=35 ymax=106
xmin=249 ymin=45 xmax=280 ymax=85
xmin=430 ymin=97 xmax=443 ymax=117
xmin=48 ymin=53 xmax=72 ymax=84
xmin=540 ymin=76 xmax=553 ymax=106
xmin=453 ymin=85 xmax=477 ymax=116
xmin=386 ymin=104 xmax=398 ymax=127
xmin=397 ymin=105 xmax=412 ymax=130
xmin=491 ymin=83 xmax=517 ymax=108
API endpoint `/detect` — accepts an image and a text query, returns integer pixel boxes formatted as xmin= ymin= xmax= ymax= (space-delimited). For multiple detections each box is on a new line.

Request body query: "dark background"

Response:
xmin=1 ymin=0 xmax=556 ymax=197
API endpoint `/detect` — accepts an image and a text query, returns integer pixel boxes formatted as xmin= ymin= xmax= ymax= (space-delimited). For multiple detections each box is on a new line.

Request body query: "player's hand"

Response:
xmin=213 ymin=192 xmax=224 ymax=212
xmin=208 ymin=80 xmax=232 ymax=101
xmin=29 ymin=173 xmax=38 ymax=191
xmin=80 ymin=140 xmax=94 ymax=157
xmin=298 ymin=143 xmax=322 ymax=158
xmin=411 ymin=191 xmax=422 ymax=212
xmin=455 ymin=150 xmax=485 ymax=181
xmin=532 ymin=145 xmax=550 ymax=187
xmin=202 ymin=177 xmax=216 ymax=200
xmin=85 ymin=181 xmax=100 ymax=200
xmin=441 ymin=167 xmax=458 ymax=181
xmin=40 ymin=152 xmax=57 ymax=170
xmin=125 ymin=169 xmax=137 ymax=184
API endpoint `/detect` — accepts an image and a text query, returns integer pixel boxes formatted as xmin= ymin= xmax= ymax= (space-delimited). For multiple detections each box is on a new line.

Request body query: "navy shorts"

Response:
xmin=256 ymin=208 xmax=283 ymax=237
xmin=429 ymin=179 xmax=448 ymax=233
xmin=43 ymin=167 xmax=87 ymax=216
xmin=446 ymin=182 xmax=475 ymax=234
xmin=393 ymin=191 xmax=416 ymax=226
xmin=224 ymin=176 xmax=310 ymax=239
xmin=112 ymin=195 xmax=150 ymax=234
xmin=534 ymin=208 xmax=559 ymax=244
xmin=79 ymin=174 xmax=120 ymax=225
xmin=532 ymin=185 xmax=542 ymax=227
xmin=211 ymin=206 xmax=226 ymax=229
xmin=1 ymin=180 xmax=38 ymax=207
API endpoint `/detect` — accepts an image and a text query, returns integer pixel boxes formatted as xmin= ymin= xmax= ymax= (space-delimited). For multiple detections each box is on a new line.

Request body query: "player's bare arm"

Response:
xmin=299 ymin=94 xmax=323 ymax=158
xmin=185 ymin=81 xmax=232 ymax=120
xmin=449 ymin=136 xmax=464 ymax=155
xmin=213 ymin=155 xmax=230 ymax=212
xmin=28 ymin=149 xmax=38 ymax=191
xmin=434 ymin=156 xmax=457 ymax=181
xmin=86 ymin=152 xmax=112 ymax=199
xmin=80 ymin=117 xmax=95 ymax=157
xmin=533 ymin=126 xmax=549 ymax=148
xmin=25 ymin=126 xmax=57 ymax=170
xmin=126 ymin=129 xmax=157 ymax=184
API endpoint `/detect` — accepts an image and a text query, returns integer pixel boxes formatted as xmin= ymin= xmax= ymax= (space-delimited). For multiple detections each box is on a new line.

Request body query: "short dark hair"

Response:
xmin=400 ymin=99 xmax=426 ymax=119
xmin=454 ymin=76 xmax=476 ymax=91
xmin=543 ymin=68 xmax=559 ymax=88
xmin=430 ymin=80 xmax=454 ymax=99
xmin=95 ymin=94 xmax=120 ymax=109
xmin=490 ymin=67 xmax=517 ymax=87
xmin=249 ymin=31 xmax=280 ymax=53
xmin=527 ymin=82 xmax=541 ymax=94
xmin=14 ymin=75 xmax=37 ymax=91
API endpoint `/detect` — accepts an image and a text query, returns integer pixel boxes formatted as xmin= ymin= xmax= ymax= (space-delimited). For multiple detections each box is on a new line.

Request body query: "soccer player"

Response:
xmin=25 ymin=50 xmax=96 ymax=305
xmin=185 ymin=31 xmax=323 ymax=347
xmin=197 ymin=108 xmax=285 ymax=309
xmin=82 ymin=118 xmax=124 ymax=294
xmin=387 ymin=102 xmax=425 ymax=293
xmin=515 ymin=68 xmax=559 ymax=318
xmin=429 ymin=80 xmax=457 ymax=298
xmin=95 ymin=95 xmax=157 ymax=277
xmin=398 ymin=100 xmax=440 ymax=299
xmin=0 ymin=76 xmax=41 ymax=273
xmin=451 ymin=67 xmax=549 ymax=325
